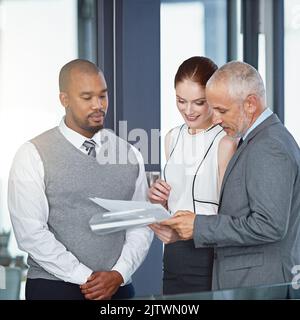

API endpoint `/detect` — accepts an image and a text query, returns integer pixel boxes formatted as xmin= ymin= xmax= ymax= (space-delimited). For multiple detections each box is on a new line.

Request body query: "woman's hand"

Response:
xmin=149 ymin=223 xmax=180 ymax=244
xmin=148 ymin=179 xmax=171 ymax=207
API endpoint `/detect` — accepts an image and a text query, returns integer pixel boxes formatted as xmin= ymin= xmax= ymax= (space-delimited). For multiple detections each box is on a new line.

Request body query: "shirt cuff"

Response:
xmin=111 ymin=263 xmax=131 ymax=286
xmin=71 ymin=263 xmax=93 ymax=285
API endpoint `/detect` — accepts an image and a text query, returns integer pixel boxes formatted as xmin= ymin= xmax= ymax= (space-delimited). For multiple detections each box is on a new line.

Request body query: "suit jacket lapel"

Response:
xmin=219 ymin=138 xmax=247 ymax=199
xmin=219 ymin=113 xmax=281 ymax=202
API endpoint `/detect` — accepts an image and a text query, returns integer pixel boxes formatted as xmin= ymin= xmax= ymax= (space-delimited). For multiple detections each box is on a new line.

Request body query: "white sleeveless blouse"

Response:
xmin=163 ymin=124 xmax=225 ymax=216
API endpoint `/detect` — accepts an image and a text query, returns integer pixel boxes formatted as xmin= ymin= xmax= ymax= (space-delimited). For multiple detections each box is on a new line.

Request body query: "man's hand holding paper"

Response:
xmin=159 ymin=210 xmax=196 ymax=241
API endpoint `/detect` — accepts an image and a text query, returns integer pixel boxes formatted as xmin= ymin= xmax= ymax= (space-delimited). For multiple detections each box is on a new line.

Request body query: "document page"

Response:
xmin=89 ymin=198 xmax=171 ymax=235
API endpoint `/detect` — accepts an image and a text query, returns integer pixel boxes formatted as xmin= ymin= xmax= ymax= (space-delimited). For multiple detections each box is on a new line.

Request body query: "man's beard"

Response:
xmin=83 ymin=123 xmax=104 ymax=133
xmin=84 ymin=110 xmax=106 ymax=133
xmin=83 ymin=117 xmax=105 ymax=133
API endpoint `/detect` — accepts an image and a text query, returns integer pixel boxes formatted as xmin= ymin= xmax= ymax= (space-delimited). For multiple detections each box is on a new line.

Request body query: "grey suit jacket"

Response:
xmin=194 ymin=114 xmax=300 ymax=290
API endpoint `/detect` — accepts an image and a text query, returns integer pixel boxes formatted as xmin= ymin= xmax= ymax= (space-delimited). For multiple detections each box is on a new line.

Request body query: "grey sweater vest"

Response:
xmin=27 ymin=127 xmax=139 ymax=281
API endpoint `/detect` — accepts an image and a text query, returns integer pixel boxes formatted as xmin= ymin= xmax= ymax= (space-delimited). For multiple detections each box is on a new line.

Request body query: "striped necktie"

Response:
xmin=82 ymin=139 xmax=96 ymax=157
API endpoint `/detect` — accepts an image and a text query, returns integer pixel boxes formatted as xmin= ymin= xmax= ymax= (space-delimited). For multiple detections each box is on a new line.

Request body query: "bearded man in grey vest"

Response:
xmin=8 ymin=59 xmax=153 ymax=300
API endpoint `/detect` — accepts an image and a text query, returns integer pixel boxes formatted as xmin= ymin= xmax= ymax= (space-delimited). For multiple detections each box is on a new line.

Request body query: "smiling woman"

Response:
xmin=160 ymin=0 xmax=227 ymax=169
xmin=148 ymin=56 xmax=237 ymax=295
xmin=0 ymin=0 xmax=78 ymax=268
xmin=175 ymin=79 xmax=214 ymax=134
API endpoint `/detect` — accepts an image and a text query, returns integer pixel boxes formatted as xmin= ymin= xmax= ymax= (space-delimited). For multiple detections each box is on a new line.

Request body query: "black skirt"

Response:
xmin=163 ymin=240 xmax=214 ymax=295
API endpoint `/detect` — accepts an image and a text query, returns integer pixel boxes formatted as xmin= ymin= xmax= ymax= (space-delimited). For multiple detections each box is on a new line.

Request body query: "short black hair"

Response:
xmin=59 ymin=59 xmax=102 ymax=92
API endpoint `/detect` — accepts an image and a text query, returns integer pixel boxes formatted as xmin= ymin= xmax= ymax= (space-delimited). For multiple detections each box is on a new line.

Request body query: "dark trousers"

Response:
xmin=25 ymin=278 xmax=135 ymax=300
xmin=163 ymin=240 xmax=213 ymax=295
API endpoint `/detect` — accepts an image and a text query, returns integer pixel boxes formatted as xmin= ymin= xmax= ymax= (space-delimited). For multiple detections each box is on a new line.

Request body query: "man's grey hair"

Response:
xmin=207 ymin=61 xmax=266 ymax=104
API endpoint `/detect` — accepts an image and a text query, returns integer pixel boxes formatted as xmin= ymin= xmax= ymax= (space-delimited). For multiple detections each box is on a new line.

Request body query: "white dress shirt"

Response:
xmin=8 ymin=118 xmax=153 ymax=285
xmin=242 ymin=108 xmax=273 ymax=140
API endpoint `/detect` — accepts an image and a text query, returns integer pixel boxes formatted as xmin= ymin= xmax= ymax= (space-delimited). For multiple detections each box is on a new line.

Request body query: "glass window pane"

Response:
xmin=237 ymin=0 xmax=243 ymax=60
xmin=160 ymin=0 xmax=205 ymax=143
xmin=160 ymin=0 xmax=227 ymax=167
xmin=285 ymin=0 xmax=300 ymax=144
xmin=258 ymin=33 xmax=266 ymax=88
xmin=0 ymin=0 xmax=78 ymax=256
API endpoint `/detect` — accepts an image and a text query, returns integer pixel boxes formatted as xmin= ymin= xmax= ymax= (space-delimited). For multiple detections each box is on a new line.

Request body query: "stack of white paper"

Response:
xmin=89 ymin=198 xmax=171 ymax=235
